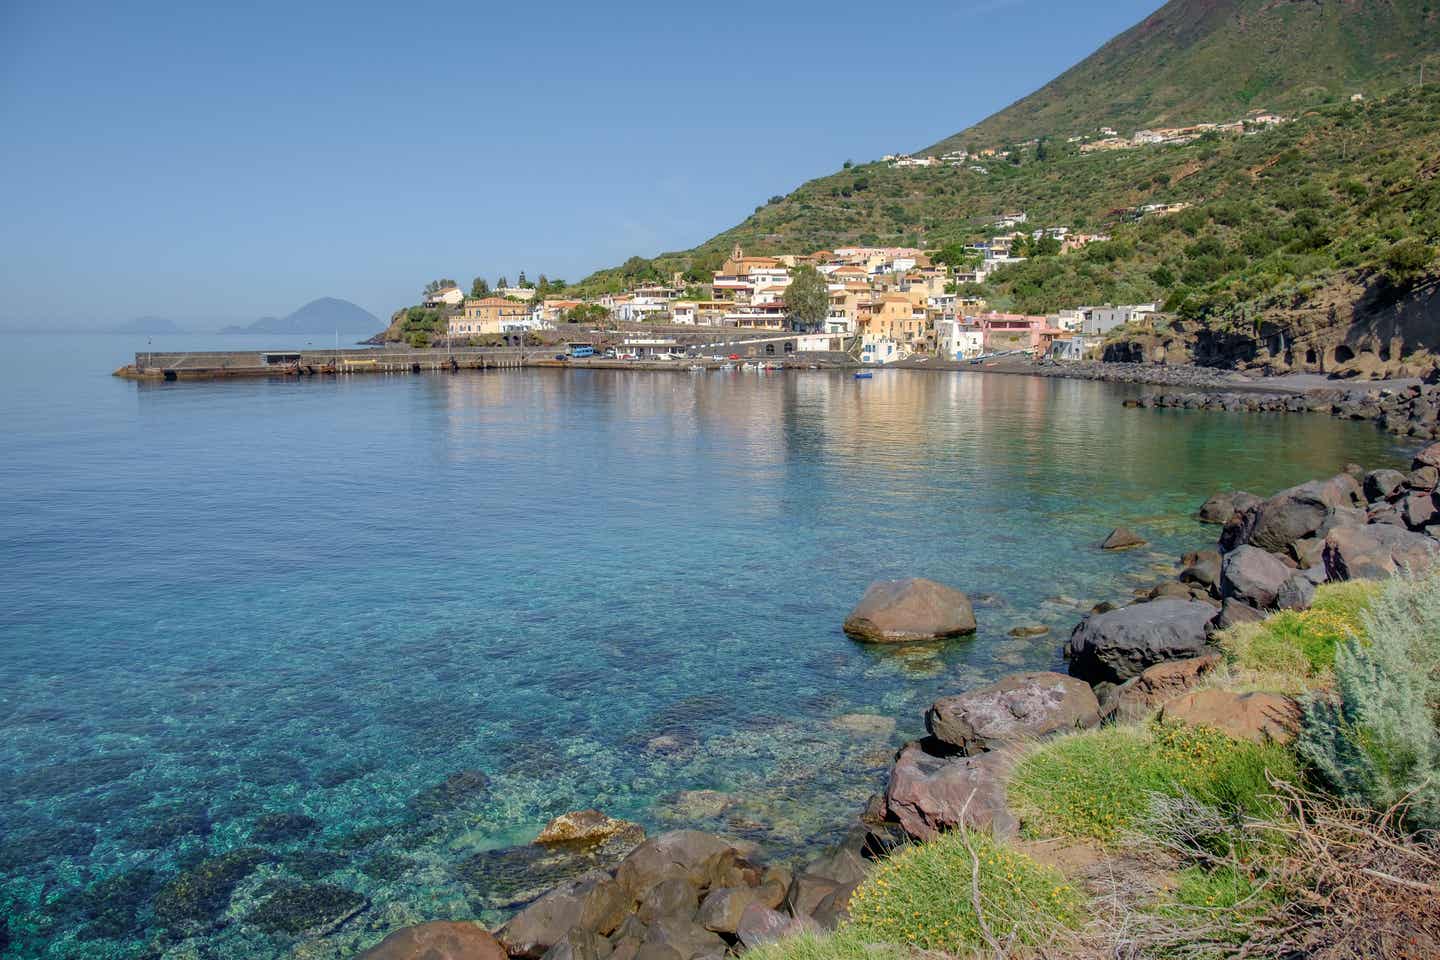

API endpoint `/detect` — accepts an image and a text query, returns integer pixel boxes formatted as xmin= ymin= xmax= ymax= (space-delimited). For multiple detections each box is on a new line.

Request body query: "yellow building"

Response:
xmin=449 ymin=297 xmax=531 ymax=336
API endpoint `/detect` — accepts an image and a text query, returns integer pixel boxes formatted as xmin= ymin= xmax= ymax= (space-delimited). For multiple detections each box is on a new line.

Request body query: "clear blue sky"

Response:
xmin=0 ymin=0 xmax=1160 ymax=328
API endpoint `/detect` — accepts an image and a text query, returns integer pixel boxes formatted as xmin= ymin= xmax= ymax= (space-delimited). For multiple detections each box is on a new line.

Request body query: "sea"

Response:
xmin=0 ymin=332 xmax=1409 ymax=958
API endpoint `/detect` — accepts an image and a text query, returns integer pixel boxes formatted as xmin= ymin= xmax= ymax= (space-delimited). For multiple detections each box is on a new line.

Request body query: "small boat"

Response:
xmin=854 ymin=371 xmax=874 ymax=379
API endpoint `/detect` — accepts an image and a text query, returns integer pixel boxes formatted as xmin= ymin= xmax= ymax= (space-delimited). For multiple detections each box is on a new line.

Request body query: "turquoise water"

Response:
xmin=0 ymin=333 xmax=1409 ymax=958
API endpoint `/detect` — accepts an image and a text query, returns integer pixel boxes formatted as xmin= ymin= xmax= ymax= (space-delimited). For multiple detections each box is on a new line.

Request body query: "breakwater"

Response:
xmin=113 ymin=347 xmax=533 ymax=381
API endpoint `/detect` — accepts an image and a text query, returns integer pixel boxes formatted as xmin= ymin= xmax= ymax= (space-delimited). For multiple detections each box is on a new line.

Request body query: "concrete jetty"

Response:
xmin=113 ymin=347 xmax=532 ymax=381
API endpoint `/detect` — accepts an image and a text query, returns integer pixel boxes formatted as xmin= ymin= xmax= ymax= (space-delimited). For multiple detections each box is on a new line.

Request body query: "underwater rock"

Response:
xmin=152 ymin=847 xmax=270 ymax=931
xmin=828 ymin=714 xmax=896 ymax=737
xmin=357 ymin=920 xmax=507 ymax=960
xmin=536 ymin=810 xmax=643 ymax=851
xmin=283 ymin=849 xmax=349 ymax=881
xmin=250 ymin=811 xmax=320 ymax=844
xmin=1100 ymin=527 xmax=1147 ymax=551
xmin=360 ymin=851 xmax=416 ymax=881
xmin=244 ymin=880 xmax=366 ymax=935
xmin=43 ymin=866 xmax=164 ymax=942
xmin=409 ymin=770 xmax=491 ymax=816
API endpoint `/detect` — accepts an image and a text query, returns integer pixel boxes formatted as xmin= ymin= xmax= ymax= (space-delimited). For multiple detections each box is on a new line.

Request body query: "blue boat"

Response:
xmin=854 ymin=371 xmax=873 ymax=379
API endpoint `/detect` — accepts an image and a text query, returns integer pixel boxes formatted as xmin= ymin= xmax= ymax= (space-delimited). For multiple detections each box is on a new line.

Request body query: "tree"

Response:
xmin=933 ymin=242 xmax=981 ymax=269
xmin=423 ymin=278 xmax=458 ymax=296
xmin=497 ymin=275 xmax=510 ymax=291
xmin=470 ymin=276 xmax=490 ymax=298
xmin=785 ymin=265 xmax=828 ymax=333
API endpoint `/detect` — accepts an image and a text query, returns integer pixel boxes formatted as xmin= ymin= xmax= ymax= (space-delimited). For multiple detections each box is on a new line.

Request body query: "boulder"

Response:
xmin=1066 ymin=598 xmax=1218 ymax=684
xmin=1276 ymin=575 xmax=1316 ymax=611
xmin=614 ymin=832 xmax=740 ymax=904
xmin=1220 ymin=545 xmax=1293 ymax=609
xmin=1408 ymin=466 xmax=1439 ymax=492
xmin=358 ymin=922 xmax=508 ymax=960
xmin=882 ymin=741 xmax=1015 ymax=841
xmin=642 ymin=916 xmax=726 ymax=960
xmin=1414 ymin=442 xmax=1440 ymax=472
xmin=842 ymin=578 xmax=976 ymax=643
xmin=1402 ymin=492 xmax=1438 ymax=530
xmin=1159 ymin=690 xmax=1301 ymax=744
xmin=1324 ymin=524 xmax=1440 ymax=581
xmin=1246 ymin=475 xmax=1363 ymax=554
xmin=637 ymin=878 xmax=698 ymax=926
xmin=1111 ymin=654 xmax=1222 ymax=720
xmin=498 ymin=871 xmax=628 ymax=957
xmin=1178 ymin=550 xmax=1221 ymax=591
xmin=1198 ymin=491 xmax=1260 ymax=525
xmin=536 ymin=811 xmax=642 ymax=849
xmin=735 ymin=904 xmax=820 ymax=950
xmin=697 ymin=887 xmax=765 ymax=934
xmin=809 ymin=881 xmax=859 ymax=930
xmin=925 ymin=672 xmax=1100 ymax=755
xmin=1364 ymin=469 xmax=1407 ymax=502
xmin=1100 ymin=527 xmax=1147 ymax=551
xmin=1290 ymin=536 xmax=1326 ymax=569
xmin=542 ymin=930 xmax=613 ymax=960
xmin=1217 ymin=598 xmax=1266 ymax=629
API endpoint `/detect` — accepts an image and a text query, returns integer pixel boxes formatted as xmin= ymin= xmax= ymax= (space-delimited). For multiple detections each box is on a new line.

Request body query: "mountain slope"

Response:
xmin=925 ymin=0 xmax=1440 ymax=155
xmin=221 ymin=297 xmax=379 ymax=334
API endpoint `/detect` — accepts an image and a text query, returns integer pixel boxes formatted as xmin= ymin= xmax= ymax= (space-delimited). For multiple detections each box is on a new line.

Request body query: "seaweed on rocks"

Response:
xmin=250 ymin=811 xmax=320 ymax=843
xmin=408 ymin=769 xmax=491 ymax=816
xmin=243 ymin=880 xmax=367 ymax=935
xmin=151 ymin=847 xmax=271 ymax=932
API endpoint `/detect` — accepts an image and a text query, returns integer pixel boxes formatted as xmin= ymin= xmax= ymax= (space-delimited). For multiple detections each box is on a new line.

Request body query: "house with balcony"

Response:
xmin=449 ymin=297 xmax=533 ymax=337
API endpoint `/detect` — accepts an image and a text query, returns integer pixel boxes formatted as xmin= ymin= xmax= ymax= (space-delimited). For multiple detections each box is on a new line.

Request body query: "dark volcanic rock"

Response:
xmin=614 ymin=831 xmax=739 ymax=904
xmin=736 ymin=904 xmax=820 ymax=950
xmin=842 ymin=578 xmax=976 ymax=643
xmin=1220 ymin=545 xmax=1292 ymax=610
xmin=358 ymin=921 xmax=508 ymax=960
xmin=1409 ymin=466 xmax=1439 ymax=492
xmin=1276 ymin=575 xmax=1316 ymax=611
xmin=152 ymin=847 xmax=270 ymax=931
xmin=1198 ymin=492 xmax=1259 ymax=525
xmin=1179 ymin=550 xmax=1222 ymax=591
xmin=498 ymin=870 xmax=628 ymax=958
xmin=1364 ymin=469 xmax=1407 ymax=502
xmin=1414 ymin=442 xmax=1440 ymax=472
xmin=1100 ymin=527 xmax=1147 ymax=551
xmin=1066 ymin=598 xmax=1217 ymax=684
xmin=250 ymin=811 xmax=320 ymax=844
xmin=882 ymin=740 xmax=1015 ymax=841
xmin=1111 ymin=654 xmax=1222 ymax=720
xmin=1402 ymin=492 xmax=1439 ymax=530
xmin=925 ymin=672 xmax=1099 ymax=755
xmin=409 ymin=770 xmax=490 ymax=816
xmin=1247 ymin=476 xmax=1363 ymax=554
xmin=1324 ymin=524 xmax=1440 ymax=581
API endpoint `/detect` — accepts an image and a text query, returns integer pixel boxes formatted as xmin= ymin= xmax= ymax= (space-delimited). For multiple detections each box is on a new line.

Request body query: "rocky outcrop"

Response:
xmin=1220 ymin=545 xmax=1293 ymax=610
xmin=1242 ymin=476 xmax=1363 ymax=554
xmin=1198 ymin=492 xmax=1260 ymax=526
xmin=1323 ymin=524 xmax=1440 ymax=580
xmin=360 ymin=922 xmax=508 ymax=960
xmin=1125 ymin=383 xmax=1440 ymax=441
xmin=842 ymin=578 xmax=976 ymax=643
xmin=537 ymin=811 xmax=643 ymax=850
xmin=881 ymin=741 xmax=1016 ymax=842
xmin=925 ymin=672 xmax=1099 ymax=755
xmin=1066 ymin=599 xmax=1218 ymax=684
xmin=497 ymin=871 xmax=628 ymax=958
xmin=1159 ymin=690 xmax=1302 ymax=744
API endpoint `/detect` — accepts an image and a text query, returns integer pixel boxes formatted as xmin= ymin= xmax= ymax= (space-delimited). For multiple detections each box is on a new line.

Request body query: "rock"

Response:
xmin=1100 ymin=527 xmax=1147 ymax=551
xmin=1198 ymin=493 xmax=1237 ymax=525
xmin=1290 ymin=536 xmax=1326 ymax=569
xmin=614 ymin=832 xmax=739 ymax=904
xmin=1408 ymin=466 xmax=1439 ymax=492
xmin=1276 ymin=575 xmax=1316 ymax=611
xmin=409 ymin=770 xmax=490 ymax=816
xmin=842 ymin=578 xmax=976 ymax=643
xmin=637 ymin=878 xmax=698 ymax=925
xmin=1149 ymin=581 xmax=1194 ymax=601
xmin=809 ymin=881 xmax=859 ymax=930
xmin=735 ymin=904 xmax=820 ymax=950
xmin=1179 ymin=550 xmax=1221 ymax=590
xmin=358 ymin=921 xmax=508 ymax=960
xmin=1159 ymin=690 xmax=1302 ymax=744
xmin=1066 ymin=598 xmax=1218 ymax=684
xmin=785 ymin=873 xmax=842 ymax=920
xmin=1217 ymin=598 xmax=1266 ymax=629
xmin=882 ymin=741 xmax=1015 ymax=841
xmin=925 ymin=672 xmax=1100 ymax=755
xmin=1402 ymin=492 xmax=1439 ymax=530
xmin=152 ymin=848 xmax=270 ymax=931
xmin=542 ymin=930 xmax=613 ymax=960
xmin=243 ymin=881 xmax=366 ymax=935
xmin=1364 ymin=469 xmax=1408 ymax=502
xmin=1220 ymin=545 xmax=1293 ymax=610
xmin=1414 ymin=442 xmax=1440 ymax=472
xmin=536 ymin=811 xmax=641 ymax=848
xmin=1007 ymin=624 xmax=1050 ymax=637
xmin=829 ymin=713 xmax=896 ymax=737
xmin=642 ymin=915 xmax=727 ymax=960
xmin=250 ymin=812 xmax=320 ymax=844
xmin=697 ymin=887 xmax=764 ymax=934
xmin=632 ymin=946 xmax=681 ymax=960
xmin=1111 ymin=654 xmax=1222 ymax=719
xmin=1324 ymin=524 xmax=1440 ymax=581
xmin=498 ymin=870 xmax=628 ymax=957
xmin=1246 ymin=475 xmax=1363 ymax=554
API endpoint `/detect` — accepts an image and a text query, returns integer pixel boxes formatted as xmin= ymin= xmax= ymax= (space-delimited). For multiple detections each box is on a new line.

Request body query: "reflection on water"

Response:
xmin=0 ymin=345 xmax=1408 ymax=959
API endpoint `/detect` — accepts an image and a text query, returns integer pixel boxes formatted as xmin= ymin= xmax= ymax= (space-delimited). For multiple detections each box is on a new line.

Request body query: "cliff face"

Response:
xmin=1106 ymin=275 xmax=1440 ymax=379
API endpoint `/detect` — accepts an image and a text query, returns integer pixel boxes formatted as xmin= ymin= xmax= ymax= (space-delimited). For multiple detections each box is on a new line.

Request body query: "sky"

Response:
xmin=0 ymin=0 xmax=1162 ymax=329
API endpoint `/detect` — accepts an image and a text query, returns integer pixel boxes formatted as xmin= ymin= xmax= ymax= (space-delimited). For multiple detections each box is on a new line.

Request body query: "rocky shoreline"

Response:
xmin=355 ymin=439 xmax=1440 ymax=958
xmin=1123 ymin=379 xmax=1440 ymax=441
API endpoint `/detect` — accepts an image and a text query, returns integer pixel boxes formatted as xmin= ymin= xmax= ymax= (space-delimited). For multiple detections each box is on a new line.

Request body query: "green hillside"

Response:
xmin=926 ymin=0 xmax=1440 ymax=155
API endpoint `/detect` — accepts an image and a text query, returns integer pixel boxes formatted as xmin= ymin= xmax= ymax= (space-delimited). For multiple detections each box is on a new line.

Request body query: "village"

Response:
xmin=427 ymin=231 xmax=1157 ymax=366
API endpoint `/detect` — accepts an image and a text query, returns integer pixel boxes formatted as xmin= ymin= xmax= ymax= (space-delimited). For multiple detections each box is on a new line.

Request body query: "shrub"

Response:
xmin=1299 ymin=570 xmax=1440 ymax=829
xmin=741 ymin=929 xmax=909 ymax=960
xmin=1009 ymin=721 xmax=1298 ymax=843
xmin=1220 ymin=580 xmax=1379 ymax=685
xmin=845 ymin=830 xmax=1080 ymax=951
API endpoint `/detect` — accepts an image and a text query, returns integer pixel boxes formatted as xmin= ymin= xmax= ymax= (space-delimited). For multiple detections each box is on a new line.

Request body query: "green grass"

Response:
xmin=1220 ymin=580 xmax=1379 ymax=686
xmin=1008 ymin=720 xmax=1299 ymax=844
xmin=844 ymin=830 xmax=1081 ymax=952
xmin=741 ymin=929 xmax=912 ymax=960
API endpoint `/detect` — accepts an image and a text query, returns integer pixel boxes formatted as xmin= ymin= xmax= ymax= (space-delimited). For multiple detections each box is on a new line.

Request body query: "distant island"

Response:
xmin=112 ymin=315 xmax=185 ymax=334
xmin=221 ymin=297 xmax=380 ymax=335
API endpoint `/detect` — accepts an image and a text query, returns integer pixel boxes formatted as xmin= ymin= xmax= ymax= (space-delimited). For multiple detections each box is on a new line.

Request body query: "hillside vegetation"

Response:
xmin=925 ymin=0 xmax=1440 ymax=154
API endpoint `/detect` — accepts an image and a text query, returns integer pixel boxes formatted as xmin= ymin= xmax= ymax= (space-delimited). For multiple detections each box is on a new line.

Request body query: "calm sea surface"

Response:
xmin=0 ymin=333 xmax=1409 ymax=958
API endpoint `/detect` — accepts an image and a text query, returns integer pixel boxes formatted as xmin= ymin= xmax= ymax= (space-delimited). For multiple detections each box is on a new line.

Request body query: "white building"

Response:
xmin=860 ymin=334 xmax=906 ymax=365
xmin=424 ymin=286 xmax=465 ymax=308
xmin=935 ymin=319 xmax=985 ymax=360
